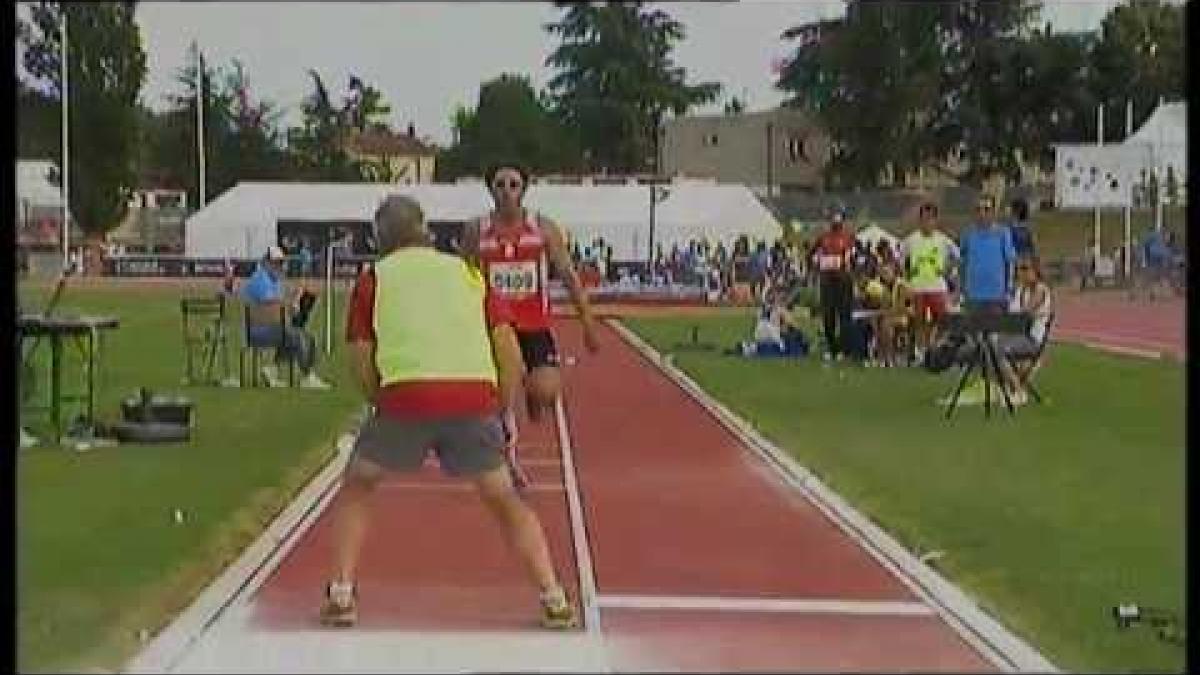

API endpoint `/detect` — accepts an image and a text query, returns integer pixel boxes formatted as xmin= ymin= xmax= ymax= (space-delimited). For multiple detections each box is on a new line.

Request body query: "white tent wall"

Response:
xmin=1126 ymin=102 xmax=1187 ymax=182
xmin=185 ymin=181 xmax=782 ymax=261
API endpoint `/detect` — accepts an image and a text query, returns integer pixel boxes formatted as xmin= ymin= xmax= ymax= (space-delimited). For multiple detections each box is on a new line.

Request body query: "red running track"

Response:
xmin=1051 ymin=290 xmax=1184 ymax=360
xmin=234 ymin=319 xmax=1000 ymax=671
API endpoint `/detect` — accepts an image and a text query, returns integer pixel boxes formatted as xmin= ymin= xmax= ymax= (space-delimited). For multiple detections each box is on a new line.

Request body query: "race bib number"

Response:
xmin=817 ymin=254 xmax=844 ymax=271
xmin=489 ymin=261 xmax=539 ymax=296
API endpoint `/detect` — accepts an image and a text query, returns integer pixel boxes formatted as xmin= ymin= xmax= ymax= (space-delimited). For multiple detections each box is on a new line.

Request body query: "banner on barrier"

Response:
xmin=1054 ymin=143 xmax=1153 ymax=208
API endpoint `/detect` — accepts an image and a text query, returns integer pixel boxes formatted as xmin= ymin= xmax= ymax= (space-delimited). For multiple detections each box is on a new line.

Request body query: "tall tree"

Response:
xmin=16 ymin=80 xmax=61 ymax=160
xmin=777 ymin=0 xmax=1042 ymax=188
xmin=545 ymin=2 xmax=721 ymax=173
xmin=286 ymin=70 xmax=360 ymax=181
xmin=437 ymin=74 xmax=580 ymax=181
xmin=19 ymin=1 xmax=147 ymax=273
xmin=286 ymin=71 xmax=397 ymax=181
xmin=1090 ymin=0 xmax=1185 ymax=143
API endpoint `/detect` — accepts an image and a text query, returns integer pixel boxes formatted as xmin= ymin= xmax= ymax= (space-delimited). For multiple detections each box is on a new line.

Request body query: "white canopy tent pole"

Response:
xmin=60 ymin=10 xmax=70 ymax=272
xmin=1124 ymin=99 xmax=1133 ymax=280
xmin=195 ymin=41 xmax=207 ymax=210
xmin=324 ymin=241 xmax=333 ymax=355
xmin=1154 ymin=99 xmax=1164 ymax=232
xmin=1093 ymin=105 xmax=1102 ymax=264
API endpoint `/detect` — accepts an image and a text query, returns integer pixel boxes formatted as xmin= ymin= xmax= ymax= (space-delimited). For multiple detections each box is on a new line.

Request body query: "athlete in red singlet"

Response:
xmin=462 ymin=163 xmax=599 ymax=488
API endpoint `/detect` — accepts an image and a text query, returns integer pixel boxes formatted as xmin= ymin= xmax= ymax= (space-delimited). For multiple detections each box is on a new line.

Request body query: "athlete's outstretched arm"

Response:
xmin=460 ymin=217 xmax=484 ymax=268
xmin=539 ymin=214 xmax=600 ymax=353
xmin=348 ymin=339 xmax=380 ymax=401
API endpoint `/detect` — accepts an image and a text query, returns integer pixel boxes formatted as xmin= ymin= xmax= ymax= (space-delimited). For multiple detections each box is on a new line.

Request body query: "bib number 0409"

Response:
xmin=490 ymin=262 xmax=539 ymax=295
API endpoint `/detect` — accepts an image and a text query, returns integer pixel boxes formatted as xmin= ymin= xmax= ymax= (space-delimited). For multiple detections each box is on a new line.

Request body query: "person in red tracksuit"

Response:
xmin=812 ymin=207 xmax=856 ymax=361
xmin=461 ymin=162 xmax=600 ymax=489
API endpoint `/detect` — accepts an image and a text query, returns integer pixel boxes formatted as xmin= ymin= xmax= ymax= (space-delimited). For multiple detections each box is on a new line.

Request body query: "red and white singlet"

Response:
xmin=478 ymin=210 xmax=551 ymax=331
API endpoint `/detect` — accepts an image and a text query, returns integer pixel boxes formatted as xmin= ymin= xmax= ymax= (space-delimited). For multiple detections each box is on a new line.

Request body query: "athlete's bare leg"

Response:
xmin=331 ymin=457 xmax=385 ymax=584
xmin=524 ymin=366 xmax=561 ymax=421
xmin=473 ymin=463 xmax=562 ymax=593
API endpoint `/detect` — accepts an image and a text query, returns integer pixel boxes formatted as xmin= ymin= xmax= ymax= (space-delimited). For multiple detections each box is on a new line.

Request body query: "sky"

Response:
xmin=21 ymin=1 xmax=1134 ymax=147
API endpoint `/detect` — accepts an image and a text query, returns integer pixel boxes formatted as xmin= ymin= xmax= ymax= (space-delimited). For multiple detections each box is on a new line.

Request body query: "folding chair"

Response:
xmin=239 ymin=304 xmax=296 ymax=388
xmin=1008 ymin=312 xmax=1055 ymax=405
xmin=180 ymin=294 xmax=232 ymax=385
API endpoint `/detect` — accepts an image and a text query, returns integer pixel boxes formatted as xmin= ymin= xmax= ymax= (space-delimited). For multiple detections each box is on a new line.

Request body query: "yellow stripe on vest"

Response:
xmin=373 ymin=248 xmax=498 ymax=386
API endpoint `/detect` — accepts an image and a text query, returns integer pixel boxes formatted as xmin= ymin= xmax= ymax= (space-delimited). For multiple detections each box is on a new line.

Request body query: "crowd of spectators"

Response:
xmin=731 ymin=196 xmax=1058 ymax=405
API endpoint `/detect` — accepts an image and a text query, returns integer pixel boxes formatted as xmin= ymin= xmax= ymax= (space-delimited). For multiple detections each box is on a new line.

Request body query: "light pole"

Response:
xmin=60 ymin=8 xmax=70 ymax=272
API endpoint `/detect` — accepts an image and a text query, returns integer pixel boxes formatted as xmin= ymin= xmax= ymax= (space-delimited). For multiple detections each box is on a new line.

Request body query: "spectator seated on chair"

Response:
xmin=996 ymin=254 xmax=1054 ymax=395
xmin=241 ymin=245 xmax=330 ymax=389
xmin=869 ymin=264 xmax=911 ymax=367
xmin=734 ymin=288 xmax=809 ymax=358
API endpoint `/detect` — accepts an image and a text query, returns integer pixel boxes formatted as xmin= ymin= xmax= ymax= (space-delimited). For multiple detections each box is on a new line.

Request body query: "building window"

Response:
xmin=787 ymin=136 xmax=806 ymax=163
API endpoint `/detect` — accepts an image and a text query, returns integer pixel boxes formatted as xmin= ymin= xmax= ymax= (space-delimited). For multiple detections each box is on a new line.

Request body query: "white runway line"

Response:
xmin=597 ymin=594 xmax=935 ymax=616
xmin=554 ymin=398 xmax=605 ymax=646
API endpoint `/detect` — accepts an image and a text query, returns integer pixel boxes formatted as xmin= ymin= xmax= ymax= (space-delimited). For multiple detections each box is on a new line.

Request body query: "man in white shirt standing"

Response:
xmin=901 ymin=202 xmax=959 ymax=363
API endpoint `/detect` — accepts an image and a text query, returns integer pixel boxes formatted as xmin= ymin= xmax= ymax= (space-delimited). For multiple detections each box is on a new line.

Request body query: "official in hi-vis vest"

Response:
xmin=320 ymin=194 xmax=578 ymax=630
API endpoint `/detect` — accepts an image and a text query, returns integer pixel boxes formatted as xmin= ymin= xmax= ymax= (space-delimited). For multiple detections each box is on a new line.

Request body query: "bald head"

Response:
xmin=374 ymin=194 xmax=428 ymax=253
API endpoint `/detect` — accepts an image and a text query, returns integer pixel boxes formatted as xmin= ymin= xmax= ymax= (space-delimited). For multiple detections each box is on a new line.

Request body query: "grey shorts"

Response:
xmin=350 ymin=411 xmax=506 ymax=477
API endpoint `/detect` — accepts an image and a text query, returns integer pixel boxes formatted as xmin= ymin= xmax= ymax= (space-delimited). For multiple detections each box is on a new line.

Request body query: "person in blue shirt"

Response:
xmin=1006 ymin=197 xmax=1036 ymax=258
xmin=241 ymin=246 xmax=329 ymax=388
xmin=1135 ymin=228 xmax=1172 ymax=300
xmin=959 ymin=196 xmax=1016 ymax=314
xmin=953 ymin=196 xmax=1024 ymax=406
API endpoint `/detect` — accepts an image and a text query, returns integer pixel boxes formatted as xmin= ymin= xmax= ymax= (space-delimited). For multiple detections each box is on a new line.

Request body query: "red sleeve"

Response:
xmin=345 ymin=268 xmax=376 ymax=343
xmin=484 ymin=291 xmax=515 ymax=330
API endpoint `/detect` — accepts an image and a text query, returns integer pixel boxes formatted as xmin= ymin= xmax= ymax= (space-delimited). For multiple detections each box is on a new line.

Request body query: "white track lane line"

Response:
xmin=597 ymin=594 xmax=934 ymax=616
xmin=377 ymin=481 xmax=565 ymax=493
xmin=554 ymin=397 xmax=605 ymax=644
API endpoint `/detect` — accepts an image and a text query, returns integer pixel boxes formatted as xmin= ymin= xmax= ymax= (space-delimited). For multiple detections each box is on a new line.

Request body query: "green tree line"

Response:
xmin=16 ymin=0 xmax=1184 ymax=271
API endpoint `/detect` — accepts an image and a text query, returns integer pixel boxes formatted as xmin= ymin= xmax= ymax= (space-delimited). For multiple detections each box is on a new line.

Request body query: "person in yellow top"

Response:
xmin=869 ymin=263 xmax=911 ymax=367
xmin=319 ymin=194 xmax=577 ymax=630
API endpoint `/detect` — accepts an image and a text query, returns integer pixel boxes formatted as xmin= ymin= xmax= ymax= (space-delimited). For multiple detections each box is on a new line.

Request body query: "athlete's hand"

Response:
xmin=582 ymin=322 xmax=601 ymax=354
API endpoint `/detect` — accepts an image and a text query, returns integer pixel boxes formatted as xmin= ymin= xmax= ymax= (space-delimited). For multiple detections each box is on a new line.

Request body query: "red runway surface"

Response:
xmin=1052 ymin=290 xmax=1185 ymax=359
xmin=167 ymin=318 xmax=1028 ymax=671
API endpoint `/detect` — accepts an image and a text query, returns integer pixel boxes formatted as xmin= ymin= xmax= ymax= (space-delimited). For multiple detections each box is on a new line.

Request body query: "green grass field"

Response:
xmin=17 ymin=281 xmax=362 ymax=672
xmin=624 ymin=312 xmax=1185 ymax=673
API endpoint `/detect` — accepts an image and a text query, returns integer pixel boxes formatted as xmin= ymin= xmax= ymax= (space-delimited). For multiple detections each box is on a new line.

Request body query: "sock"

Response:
xmin=539 ymin=585 xmax=566 ymax=606
xmin=329 ymin=580 xmax=355 ymax=604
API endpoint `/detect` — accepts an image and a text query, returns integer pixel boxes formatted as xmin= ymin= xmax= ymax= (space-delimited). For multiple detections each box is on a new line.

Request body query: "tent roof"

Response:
xmin=185 ymin=181 xmax=782 ymax=258
xmin=1126 ymin=102 xmax=1186 ymax=148
xmin=855 ymin=223 xmax=898 ymax=245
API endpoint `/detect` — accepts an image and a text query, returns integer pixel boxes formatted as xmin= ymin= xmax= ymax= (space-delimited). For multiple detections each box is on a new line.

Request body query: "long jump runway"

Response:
xmin=130 ymin=320 xmax=1054 ymax=673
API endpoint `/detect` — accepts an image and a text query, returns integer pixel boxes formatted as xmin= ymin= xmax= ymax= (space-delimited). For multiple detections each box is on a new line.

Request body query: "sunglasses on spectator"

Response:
xmin=493 ymin=179 xmax=523 ymax=190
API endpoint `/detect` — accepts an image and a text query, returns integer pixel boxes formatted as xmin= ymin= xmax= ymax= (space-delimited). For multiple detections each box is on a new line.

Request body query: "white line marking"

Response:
xmin=554 ymin=397 xmax=605 ymax=648
xmin=378 ymin=481 xmax=565 ymax=493
xmin=125 ymin=410 xmax=370 ymax=674
xmin=1081 ymin=341 xmax=1165 ymax=360
xmin=596 ymin=594 xmax=934 ymax=616
xmin=609 ymin=320 xmax=1059 ymax=674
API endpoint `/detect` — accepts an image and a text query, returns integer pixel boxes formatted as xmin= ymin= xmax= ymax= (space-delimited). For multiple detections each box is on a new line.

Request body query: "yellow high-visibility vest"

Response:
xmin=373 ymin=247 xmax=498 ymax=387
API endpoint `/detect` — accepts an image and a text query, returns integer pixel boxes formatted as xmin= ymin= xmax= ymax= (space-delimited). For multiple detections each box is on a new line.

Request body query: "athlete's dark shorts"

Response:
xmin=516 ymin=329 xmax=560 ymax=371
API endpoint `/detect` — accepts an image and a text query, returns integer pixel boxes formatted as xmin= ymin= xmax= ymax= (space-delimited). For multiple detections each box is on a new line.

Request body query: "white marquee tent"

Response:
xmin=185 ymin=180 xmax=782 ymax=261
xmin=1126 ymin=101 xmax=1186 ymax=182
xmin=1054 ymin=101 xmax=1187 ymax=209
xmin=854 ymin=223 xmax=899 ymax=250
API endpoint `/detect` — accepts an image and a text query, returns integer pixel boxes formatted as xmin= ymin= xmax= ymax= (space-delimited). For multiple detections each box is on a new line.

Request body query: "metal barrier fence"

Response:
xmin=104 ymin=254 xmax=378 ymax=279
